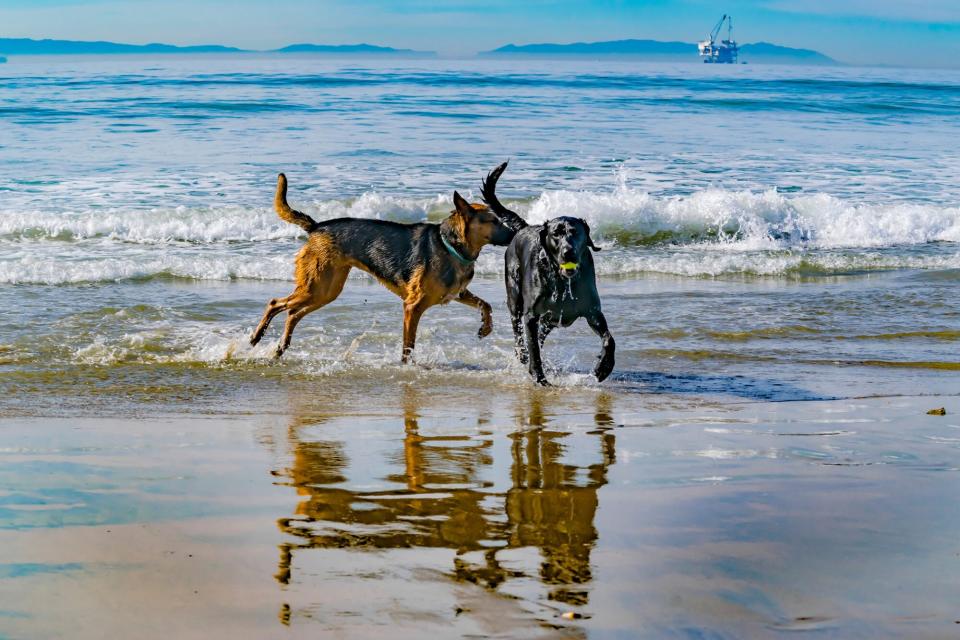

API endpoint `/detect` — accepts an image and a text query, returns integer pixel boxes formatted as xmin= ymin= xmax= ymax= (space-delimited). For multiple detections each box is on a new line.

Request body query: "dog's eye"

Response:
xmin=553 ymin=227 xmax=565 ymax=236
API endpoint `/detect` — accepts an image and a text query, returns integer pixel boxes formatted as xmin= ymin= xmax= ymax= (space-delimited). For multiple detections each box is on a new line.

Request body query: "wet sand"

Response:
xmin=1 ymin=387 xmax=958 ymax=639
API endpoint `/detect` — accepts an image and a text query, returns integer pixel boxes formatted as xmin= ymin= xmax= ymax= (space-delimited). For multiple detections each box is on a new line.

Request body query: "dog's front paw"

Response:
xmin=478 ymin=306 xmax=493 ymax=339
xmin=478 ymin=321 xmax=492 ymax=339
xmin=530 ymin=367 xmax=550 ymax=386
xmin=593 ymin=351 xmax=615 ymax=383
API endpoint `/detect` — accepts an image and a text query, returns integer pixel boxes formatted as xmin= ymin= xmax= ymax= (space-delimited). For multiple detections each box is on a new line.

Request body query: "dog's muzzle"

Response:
xmin=491 ymin=224 xmax=516 ymax=246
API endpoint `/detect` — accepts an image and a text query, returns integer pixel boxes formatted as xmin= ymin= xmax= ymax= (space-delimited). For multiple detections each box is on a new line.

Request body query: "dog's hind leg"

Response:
xmin=274 ymin=302 xmax=319 ymax=359
xmin=586 ymin=311 xmax=615 ymax=383
xmin=274 ymin=266 xmax=350 ymax=358
xmin=251 ymin=295 xmax=291 ymax=346
xmin=523 ymin=313 xmax=549 ymax=385
xmin=510 ymin=311 xmax=528 ymax=364
xmin=505 ymin=268 xmax=526 ymax=363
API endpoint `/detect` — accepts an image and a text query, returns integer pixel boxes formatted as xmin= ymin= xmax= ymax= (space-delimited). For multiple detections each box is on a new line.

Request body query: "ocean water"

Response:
xmin=1 ymin=55 xmax=959 ymax=411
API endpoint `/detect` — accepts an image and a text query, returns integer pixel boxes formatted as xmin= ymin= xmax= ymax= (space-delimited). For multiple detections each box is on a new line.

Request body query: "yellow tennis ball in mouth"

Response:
xmin=560 ymin=262 xmax=579 ymax=270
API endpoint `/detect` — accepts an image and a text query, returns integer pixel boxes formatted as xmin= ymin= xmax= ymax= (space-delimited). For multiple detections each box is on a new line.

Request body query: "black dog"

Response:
xmin=481 ymin=162 xmax=615 ymax=385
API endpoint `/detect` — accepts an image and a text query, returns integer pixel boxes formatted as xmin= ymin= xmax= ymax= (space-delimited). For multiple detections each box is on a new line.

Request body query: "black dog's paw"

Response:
xmin=594 ymin=352 xmax=614 ymax=383
xmin=530 ymin=367 xmax=551 ymax=386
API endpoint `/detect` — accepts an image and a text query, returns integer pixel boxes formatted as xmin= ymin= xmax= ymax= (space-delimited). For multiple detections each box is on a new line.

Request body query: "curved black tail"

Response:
xmin=481 ymin=161 xmax=528 ymax=232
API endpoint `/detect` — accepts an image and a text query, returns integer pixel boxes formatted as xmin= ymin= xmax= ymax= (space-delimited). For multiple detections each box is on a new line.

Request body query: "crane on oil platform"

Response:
xmin=698 ymin=14 xmax=739 ymax=63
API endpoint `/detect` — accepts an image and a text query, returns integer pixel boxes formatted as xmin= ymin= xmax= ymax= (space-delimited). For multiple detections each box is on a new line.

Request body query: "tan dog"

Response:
xmin=250 ymin=173 xmax=517 ymax=360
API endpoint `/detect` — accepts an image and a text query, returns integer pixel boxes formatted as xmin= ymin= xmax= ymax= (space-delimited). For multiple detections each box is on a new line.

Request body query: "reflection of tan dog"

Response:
xmin=250 ymin=173 xmax=516 ymax=360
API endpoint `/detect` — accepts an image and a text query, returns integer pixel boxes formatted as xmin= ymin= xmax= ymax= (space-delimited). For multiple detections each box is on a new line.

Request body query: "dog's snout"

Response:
xmin=491 ymin=220 xmax=516 ymax=246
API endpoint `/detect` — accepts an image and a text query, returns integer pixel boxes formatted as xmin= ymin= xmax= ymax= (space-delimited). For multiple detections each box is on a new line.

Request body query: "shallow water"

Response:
xmin=1 ymin=271 xmax=957 ymax=417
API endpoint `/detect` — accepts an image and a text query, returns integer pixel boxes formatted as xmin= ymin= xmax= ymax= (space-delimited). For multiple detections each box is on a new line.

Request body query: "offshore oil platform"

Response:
xmin=698 ymin=14 xmax=739 ymax=63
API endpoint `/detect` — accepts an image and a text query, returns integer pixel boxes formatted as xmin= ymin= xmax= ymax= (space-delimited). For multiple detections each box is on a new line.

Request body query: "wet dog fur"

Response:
xmin=481 ymin=162 xmax=615 ymax=385
xmin=251 ymin=173 xmax=515 ymax=360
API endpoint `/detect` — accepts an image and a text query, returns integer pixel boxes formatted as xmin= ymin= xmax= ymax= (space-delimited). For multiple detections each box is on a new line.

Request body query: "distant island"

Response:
xmin=275 ymin=43 xmax=430 ymax=56
xmin=737 ymin=42 xmax=836 ymax=65
xmin=482 ymin=38 xmax=837 ymax=65
xmin=487 ymin=39 xmax=693 ymax=57
xmin=0 ymin=37 xmax=434 ymax=57
xmin=0 ymin=38 xmax=243 ymax=55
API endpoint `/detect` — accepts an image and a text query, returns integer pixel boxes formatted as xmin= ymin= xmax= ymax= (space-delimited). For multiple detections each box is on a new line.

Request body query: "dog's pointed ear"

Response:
xmin=452 ymin=191 xmax=475 ymax=218
xmin=584 ymin=222 xmax=601 ymax=251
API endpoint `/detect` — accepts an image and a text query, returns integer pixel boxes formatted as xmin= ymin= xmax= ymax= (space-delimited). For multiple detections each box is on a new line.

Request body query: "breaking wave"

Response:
xmin=523 ymin=186 xmax=960 ymax=249
xmin=1 ymin=186 xmax=958 ymax=283
xmin=0 ymin=193 xmax=440 ymax=244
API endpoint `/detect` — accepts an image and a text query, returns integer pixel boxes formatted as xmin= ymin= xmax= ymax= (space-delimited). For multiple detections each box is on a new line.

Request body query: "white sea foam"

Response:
xmin=2 ymin=187 xmax=958 ymax=283
xmin=0 ymin=252 xmax=296 ymax=284
xmin=525 ymin=186 xmax=960 ymax=249
xmin=5 ymin=187 xmax=958 ymax=248
xmin=60 ymin=318 xmax=550 ymax=389
xmin=0 ymin=195 xmax=440 ymax=244
xmin=574 ymin=248 xmax=960 ymax=278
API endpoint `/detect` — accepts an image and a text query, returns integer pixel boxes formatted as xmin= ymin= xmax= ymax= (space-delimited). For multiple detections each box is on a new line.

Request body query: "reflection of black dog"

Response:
xmin=482 ymin=162 xmax=615 ymax=385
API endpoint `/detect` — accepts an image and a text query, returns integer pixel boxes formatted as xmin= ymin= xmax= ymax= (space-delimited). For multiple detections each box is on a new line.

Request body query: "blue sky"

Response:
xmin=1 ymin=0 xmax=959 ymax=67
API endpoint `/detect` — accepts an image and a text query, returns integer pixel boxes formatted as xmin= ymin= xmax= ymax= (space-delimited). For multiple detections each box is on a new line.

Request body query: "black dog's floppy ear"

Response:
xmin=452 ymin=191 xmax=475 ymax=217
xmin=584 ymin=221 xmax=601 ymax=251
xmin=539 ymin=222 xmax=550 ymax=247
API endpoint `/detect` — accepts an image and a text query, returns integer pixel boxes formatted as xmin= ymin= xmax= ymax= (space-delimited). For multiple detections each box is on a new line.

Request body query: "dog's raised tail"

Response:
xmin=275 ymin=173 xmax=318 ymax=233
xmin=481 ymin=161 xmax=528 ymax=232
